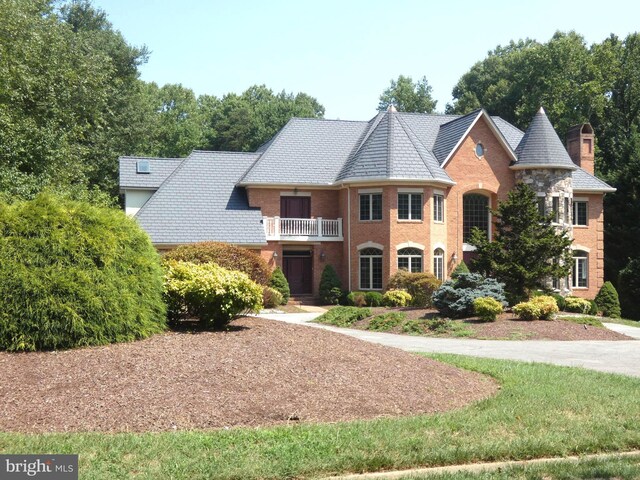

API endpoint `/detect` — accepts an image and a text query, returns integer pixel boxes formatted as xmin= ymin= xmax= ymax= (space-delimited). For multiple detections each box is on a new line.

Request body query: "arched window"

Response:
xmin=463 ymin=194 xmax=489 ymax=242
xmin=433 ymin=248 xmax=445 ymax=280
xmin=572 ymin=250 xmax=588 ymax=288
xmin=360 ymin=248 xmax=383 ymax=290
xmin=397 ymin=247 xmax=423 ymax=273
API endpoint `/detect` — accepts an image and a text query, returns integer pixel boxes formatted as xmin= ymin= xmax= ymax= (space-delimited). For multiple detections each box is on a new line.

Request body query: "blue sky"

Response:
xmin=94 ymin=0 xmax=639 ymax=120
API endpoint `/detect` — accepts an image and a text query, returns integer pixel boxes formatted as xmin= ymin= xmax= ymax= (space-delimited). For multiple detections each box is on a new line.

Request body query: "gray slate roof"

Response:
xmin=135 ymin=151 xmax=266 ymax=245
xmin=514 ymin=107 xmax=576 ymax=170
xmin=336 ymin=111 xmax=453 ymax=183
xmin=239 ymin=118 xmax=369 ymax=185
xmin=573 ymin=167 xmax=616 ymax=192
xmin=119 ymin=156 xmax=183 ymax=190
xmin=432 ymin=109 xmax=482 ymax=163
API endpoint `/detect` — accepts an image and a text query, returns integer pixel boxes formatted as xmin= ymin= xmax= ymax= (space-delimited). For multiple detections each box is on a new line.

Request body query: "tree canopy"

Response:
xmin=378 ymin=75 xmax=437 ymax=113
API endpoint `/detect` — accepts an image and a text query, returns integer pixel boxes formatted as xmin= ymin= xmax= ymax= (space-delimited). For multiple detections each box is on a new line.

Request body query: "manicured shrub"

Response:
xmin=269 ymin=267 xmax=290 ymax=304
xmin=319 ymin=265 xmax=343 ymax=305
xmin=314 ymin=306 xmax=372 ymax=327
xmin=552 ymin=293 xmax=566 ymax=311
xmin=262 ymin=286 xmax=283 ymax=309
xmin=367 ymin=312 xmax=406 ymax=331
xmin=347 ymin=291 xmax=367 ymax=307
xmin=450 ymin=260 xmax=470 ymax=279
xmin=564 ymin=296 xmax=592 ymax=314
xmin=594 ymin=281 xmax=621 ymax=318
xmin=163 ymin=241 xmax=270 ymax=285
xmin=0 ymin=194 xmax=166 ymax=351
xmin=619 ymin=257 xmax=640 ymax=320
xmin=432 ymin=273 xmax=507 ymax=319
xmin=512 ymin=295 xmax=559 ymax=320
xmin=382 ymin=289 xmax=413 ymax=307
xmin=388 ymin=271 xmax=441 ymax=307
xmin=365 ymin=291 xmax=384 ymax=307
xmin=163 ymin=260 xmax=262 ymax=329
xmin=473 ymin=297 xmax=503 ymax=322
xmin=588 ymin=299 xmax=598 ymax=316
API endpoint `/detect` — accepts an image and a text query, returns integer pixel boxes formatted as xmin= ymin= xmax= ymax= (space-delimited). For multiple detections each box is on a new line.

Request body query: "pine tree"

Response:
xmin=268 ymin=267 xmax=290 ymax=304
xmin=594 ymin=281 xmax=621 ymax=318
xmin=319 ymin=265 xmax=342 ymax=304
xmin=451 ymin=260 xmax=470 ymax=279
xmin=469 ymin=183 xmax=572 ymax=303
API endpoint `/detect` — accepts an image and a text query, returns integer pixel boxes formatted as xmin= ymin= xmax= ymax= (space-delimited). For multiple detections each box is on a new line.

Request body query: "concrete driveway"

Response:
xmin=257 ymin=312 xmax=640 ymax=378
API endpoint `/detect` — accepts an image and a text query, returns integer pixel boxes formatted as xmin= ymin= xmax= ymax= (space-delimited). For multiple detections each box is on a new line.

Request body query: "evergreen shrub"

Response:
xmin=432 ymin=273 xmax=506 ymax=318
xmin=268 ymin=267 xmax=290 ymax=304
xmin=594 ymin=281 xmax=621 ymax=318
xmin=262 ymin=287 xmax=283 ymax=309
xmin=319 ymin=265 xmax=343 ymax=304
xmin=450 ymin=260 xmax=470 ymax=279
xmin=619 ymin=258 xmax=640 ymax=320
xmin=0 ymin=194 xmax=166 ymax=351
xmin=365 ymin=291 xmax=384 ymax=307
xmin=388 ymin=270 xmax=441 ymax=307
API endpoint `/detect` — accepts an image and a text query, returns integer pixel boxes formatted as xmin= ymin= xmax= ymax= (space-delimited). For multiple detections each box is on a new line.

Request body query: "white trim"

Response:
xmin=397 ymin=187 xmax=424 ymax=193
xmin=358 ymin=188 xmax=383 ymax=194
xmin=573 ymin=188 xmax=616 ymax=193
xmin=462 ymin=243 xmax=477 ymax=252
xmin=571 ymin=244 xmax=591 ymax=253
xmin=441 ymin=110 xmax=518 ymax=167
xmin=573 ymin=196 xmax=589 ymax=202
xmin=433 ymin=189 xmax=445 ymax=195
xmin=280 ymin=191 xmax=311 ymax=197
xmin=396 ymin=241 xmax=425 ymax=251
xmin=336 ymin=177 xmax=456 ymax=187
xmin=357 ymin=241 xmax=384 ymax=251
xmin=551 ymin=192 xmax=561 ymax=197
xmin=433 ymin=242 xmax=446 ymax=251
xmin=536 ymin=192 xmax=546 ymax=197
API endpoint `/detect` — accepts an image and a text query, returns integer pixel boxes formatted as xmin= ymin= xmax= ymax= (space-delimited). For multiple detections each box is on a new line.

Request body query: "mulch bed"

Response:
xmin=0 ymin=317 xmax=497 ymax=433
xmin=356 ymin=308 xmax=633 ymax=341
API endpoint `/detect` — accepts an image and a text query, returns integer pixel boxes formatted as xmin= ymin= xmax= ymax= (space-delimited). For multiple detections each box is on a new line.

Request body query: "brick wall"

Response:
xmin=572 ymin=194 xmax=604 ymax=298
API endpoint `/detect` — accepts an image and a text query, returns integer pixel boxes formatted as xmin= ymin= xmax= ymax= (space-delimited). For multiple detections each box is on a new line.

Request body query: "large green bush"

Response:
xmin=594 ymin=281 xmax=621 ymax=318
xmin=319 ymin=265 xmax=343 ymax=305
xmin=450 ymin=260 xmax=470 ymax=279
xmin=564 ymin=296 xmax=592 ymax=314
xmin=512 ymin=295 xmax=559 ymax=320
xmin=382 ymin=289 xmax=412 ymax=307
xmin=163 ymin=241 xmax=270 ymax=285
xmin=0 ymin=194 xmax=166 ymax=351
xmin=619 ymin=258 xmax=640 ymax=320
xmin=473 ymin=297 xmax=503 ymax=322
xmin=387 ymin=270 xmax=441 ymax=307
xmin=163 ymin=260 xmax=262 ymax=329
xmin=269 ymin=267 xmax=290 ymax=304
xmin=432 ymin=273 xmax=506 ymax=318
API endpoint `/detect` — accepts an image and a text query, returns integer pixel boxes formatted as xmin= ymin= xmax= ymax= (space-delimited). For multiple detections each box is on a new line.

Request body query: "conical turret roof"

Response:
xmin=513 ymin=107 xmax=576 ymax=170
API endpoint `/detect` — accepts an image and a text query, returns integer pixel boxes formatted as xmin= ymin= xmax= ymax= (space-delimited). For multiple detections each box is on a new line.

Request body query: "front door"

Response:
xmin=283 ymin=251 xmax=312 ymax=295
xmin=280 ymin=196 xmax=310 ymax=218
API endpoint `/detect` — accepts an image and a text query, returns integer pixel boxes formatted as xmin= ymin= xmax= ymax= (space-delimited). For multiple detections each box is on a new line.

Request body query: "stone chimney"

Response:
xmin=566 ymin=124 xmax=594 ymax=174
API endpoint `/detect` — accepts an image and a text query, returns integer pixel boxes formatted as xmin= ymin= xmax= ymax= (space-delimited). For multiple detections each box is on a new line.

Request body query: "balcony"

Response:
xmin=263 ymin=216 xmax=343 ymax=241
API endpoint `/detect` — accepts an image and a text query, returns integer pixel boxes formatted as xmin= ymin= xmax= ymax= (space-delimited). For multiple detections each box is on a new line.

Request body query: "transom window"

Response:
xmin=433 ymin=194 xmax=444 ymax=222
xmin=572 ymin=250 xmax=588 ymax=288
xmin=397 ymin=247 xmax=423 ymax=273
xmin=398 ymin=193 xmax=423 ymax=220
xmin=573 ymin=201 xmax=588 ymax=226
xmin=360 ymin=248 xmax=383 ymax=290
xmin=433 ymin=248 xmax=445 ymax=280
xmin=463 ymin=194 xmax=489 ymax=242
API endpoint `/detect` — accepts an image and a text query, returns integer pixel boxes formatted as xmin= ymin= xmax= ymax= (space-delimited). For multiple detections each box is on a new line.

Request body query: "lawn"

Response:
xmin=1 ymin=355 xmax=639 ymax=479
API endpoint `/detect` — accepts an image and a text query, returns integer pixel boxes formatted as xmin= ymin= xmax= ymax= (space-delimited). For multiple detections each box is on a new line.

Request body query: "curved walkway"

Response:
xmin=257 ymin=312 xmax=640 ymax=378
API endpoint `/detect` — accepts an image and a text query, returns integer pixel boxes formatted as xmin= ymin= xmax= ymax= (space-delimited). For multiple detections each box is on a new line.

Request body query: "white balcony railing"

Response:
xmin=263 ymin=216 xmax=343 ymax=241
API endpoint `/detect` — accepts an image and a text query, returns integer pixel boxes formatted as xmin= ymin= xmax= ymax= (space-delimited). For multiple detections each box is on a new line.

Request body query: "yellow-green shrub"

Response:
xmin=513 ymin=295 xmax=559 ymax=320
xmin=262 ymin=286 xmax=283 ymax=309
xmin=163 ymin=260 xmax=262 ymax=329
xmin=382 ymin=289 xmax=413 ymax=307
xmin=473 ymin=296 xmax=503 ymax=322
xmin=564 ymin=296 xmax=592 ymax=314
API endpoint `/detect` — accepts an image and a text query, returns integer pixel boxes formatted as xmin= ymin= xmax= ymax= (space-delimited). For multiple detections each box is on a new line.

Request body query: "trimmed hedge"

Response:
xmin=594 ymin=281 xmax=621 ymax=318
xmin=473 ymin=297 xmax=503 ymax=322
xmin=432 ymin=273 xmax=506 ymax=319
xmin=382 ymin=289 xmax=412 ymax=307
xmin=564 ymin=296 xmax=592 ymax=314
xmin=347 ymin=291 xmax=367 ymax=307
xmin=163 ymin=260 xmax=262 ymax=329
xmin=269 ymin=267 xmax=290 ymax=304
xmin=163 ymin=241 xmax=270 ymax=285
xmin=387 ymin=270 xmax=441 ymax=307
xmin=0 ymin=194 xmax=166 ymax=351
xmin=365 ymin=291 xmax=384 ymax=307
xmin=512 ymin=295 xmax=559 ymax=320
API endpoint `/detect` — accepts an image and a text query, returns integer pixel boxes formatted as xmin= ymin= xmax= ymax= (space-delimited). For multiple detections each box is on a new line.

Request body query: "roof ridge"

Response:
xmin=350 ymin=112 xmax=385 ymax=159
xmin=190 ymin=150 xmax=262 ymax=155
xmin=438 ymin=108 xmax=481 ymax=128
xmin=288 ymin=116 xmax=369 ymax=124
xmin=387 ymin=112 xmax=394 ymax=178
xmin=396 ymin=114 xmax=451 ymax=182
xmin=119 ymin=155 xmax=184 ymax=161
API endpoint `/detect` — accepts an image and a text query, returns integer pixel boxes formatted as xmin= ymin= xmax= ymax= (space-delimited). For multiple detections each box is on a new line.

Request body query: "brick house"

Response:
xmin=119 ymin=107 xmax=614 ymax=299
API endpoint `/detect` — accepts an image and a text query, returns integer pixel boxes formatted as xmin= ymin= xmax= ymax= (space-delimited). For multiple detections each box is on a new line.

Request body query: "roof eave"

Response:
xmin=573 ymin=187 xmax=617 ymax=194
xmin=335 ymin=176 xmax=456 ymax=187
xmin=510 ymin=163 xmax=577 ymax=171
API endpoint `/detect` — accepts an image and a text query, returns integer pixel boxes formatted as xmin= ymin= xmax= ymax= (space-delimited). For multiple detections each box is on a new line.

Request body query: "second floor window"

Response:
xmin=360 ymin=193 xmax=382 ymax=221
xmin=552 ymin=197 xmax=559 ymax=223
xmin=433 ymin=194 xmax=444 ymax=222
xmin=398 ymin=193 xmax=423 ymax=220
xmin=573 ymin=201 xmax=588 ymax=226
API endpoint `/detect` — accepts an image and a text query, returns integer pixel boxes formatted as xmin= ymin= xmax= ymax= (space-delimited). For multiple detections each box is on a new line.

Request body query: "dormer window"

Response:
xmin=475 ymin=142 xmax=485 ymax=158
xmin=136 ymin=159 xmax=151 ymax=174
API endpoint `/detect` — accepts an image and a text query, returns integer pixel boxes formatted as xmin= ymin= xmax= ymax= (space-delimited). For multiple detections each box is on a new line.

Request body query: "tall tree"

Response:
xmin=469 ymin=183 xmax=572 ymax=302
xmin=378 ymin=75 xmax=437 ymax=113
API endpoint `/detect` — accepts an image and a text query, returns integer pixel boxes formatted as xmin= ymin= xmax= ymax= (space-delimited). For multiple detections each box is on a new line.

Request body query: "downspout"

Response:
xmin=347 ymin=186 xmax=352 ymax=291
